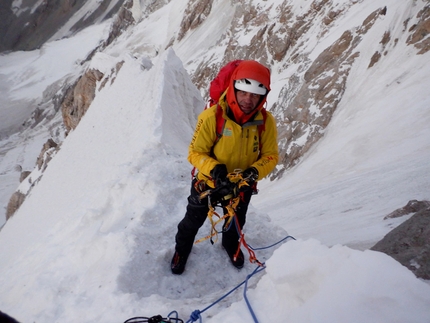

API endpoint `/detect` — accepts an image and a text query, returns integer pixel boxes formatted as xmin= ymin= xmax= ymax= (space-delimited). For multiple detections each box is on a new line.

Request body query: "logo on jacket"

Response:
xmin=223 ymin=127 xmax=233 ymax=136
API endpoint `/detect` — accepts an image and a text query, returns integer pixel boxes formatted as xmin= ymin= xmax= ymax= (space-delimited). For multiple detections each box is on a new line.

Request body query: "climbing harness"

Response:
xmin=195 ymin=170 xmax=265 ymax=265
xmin=194 ymin=191 xmax=239 ymax=245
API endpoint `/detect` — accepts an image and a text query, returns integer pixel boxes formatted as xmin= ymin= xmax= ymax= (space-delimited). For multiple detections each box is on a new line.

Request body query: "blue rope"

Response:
xmin=187 ymin=310 xmax=202 ymax=323
xmin=186 ymin=234 xmax=296 ymax=323
xmin=167 ymin=311 xmax=182 ymax=322
xmin=243 ymin=265 xmax=266 ymax=322
xmin=124 ymin=237 xmax=296 ymax=323
xmin=248 ymin=235 xmax=296 ymax=251
xmin=186 ymin=264 xmax=264 ymax=323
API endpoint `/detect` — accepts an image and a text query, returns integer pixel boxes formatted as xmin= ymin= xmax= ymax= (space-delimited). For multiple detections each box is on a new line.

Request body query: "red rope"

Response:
xmin=233 ymin=214 xmax=263 ymax=266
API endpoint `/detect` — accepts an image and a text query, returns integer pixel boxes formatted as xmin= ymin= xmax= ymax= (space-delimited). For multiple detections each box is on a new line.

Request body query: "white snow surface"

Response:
xmin=1 ymin=0 xmax=430 ymax=322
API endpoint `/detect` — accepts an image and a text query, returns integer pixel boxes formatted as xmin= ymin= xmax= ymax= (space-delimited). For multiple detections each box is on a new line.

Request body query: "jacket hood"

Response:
xmin=226 ymin=60 xmax=271 ymax=125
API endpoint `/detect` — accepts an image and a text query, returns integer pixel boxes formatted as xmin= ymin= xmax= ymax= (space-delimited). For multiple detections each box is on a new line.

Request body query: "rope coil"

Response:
xmin=124 ymin=310 xmax=184 ymax=323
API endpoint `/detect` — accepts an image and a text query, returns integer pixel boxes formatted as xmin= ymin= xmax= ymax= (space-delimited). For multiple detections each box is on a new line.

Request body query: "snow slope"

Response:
xmin=0 ymin=45 xmax=429 ymax=323
xmin=1 ymin=0 xmax=430 ymax=322
xmin=0 ymin=22 xmax=110 ymax=224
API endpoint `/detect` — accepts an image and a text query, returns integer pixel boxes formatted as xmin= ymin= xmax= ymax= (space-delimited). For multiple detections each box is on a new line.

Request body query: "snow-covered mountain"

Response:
xmin=0 ymin=0 xmax=429 ymax=322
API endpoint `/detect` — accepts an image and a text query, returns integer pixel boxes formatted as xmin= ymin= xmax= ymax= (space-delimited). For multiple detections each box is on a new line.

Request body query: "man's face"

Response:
xmin=236 ymin=90 xmax=262 ymax=114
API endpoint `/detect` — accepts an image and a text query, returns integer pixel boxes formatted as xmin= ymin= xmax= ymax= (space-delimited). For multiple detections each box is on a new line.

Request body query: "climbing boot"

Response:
xmin=171 ymin=251 xmax=188 ymax=275
xmin=224 ymin=246 xmax=245 ymax=269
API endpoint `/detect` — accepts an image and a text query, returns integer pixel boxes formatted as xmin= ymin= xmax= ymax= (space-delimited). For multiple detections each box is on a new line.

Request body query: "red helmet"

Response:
xmin=226 ymin=60 xmax=271 ymax=124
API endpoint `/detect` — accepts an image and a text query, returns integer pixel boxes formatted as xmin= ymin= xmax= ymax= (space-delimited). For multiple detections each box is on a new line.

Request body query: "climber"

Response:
xmin=171 ymin=60 xmax=279 ymax=274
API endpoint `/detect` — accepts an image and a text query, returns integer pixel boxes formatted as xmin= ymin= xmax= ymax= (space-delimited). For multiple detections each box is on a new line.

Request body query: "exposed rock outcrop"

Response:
xmin=189 ymin=1 xmax=427 ymax=179
xmin=36 ymin=138 xmax=59 ymax=172
xmin=61 ymin=59 xmax=125 ymax=134
xmin=383 ymin=200 xmax=430 ymax=220
xmin=61 ymin=0 xmax=134 ymax=133
xmin=6 ymin=192 xmax=26 ymax=221
xmin=177 ymin=0 xmax=213 ymax=42
xmin=61 ymin=69 xmax=104 ymax=133
xmin=19 ymin=171 xmax=31 ymax=183
xmin=371 ymin=200 xmax=430 ymax=280
xmin=5 ymin=138 xmax=60 ymax=220
xmin=105 ymin=0 xmax=137 ymax=48
xmin=406 ymin=4 xmax=430 ymax=54
xmin=189 ymin=3 xmax=391 ymax=179
xmin=0 ymin=0 xmax=125 ymax=52
xmin=3 ymin=0 xmax=136 ymax=222
xmin=273 ymin=7 xmax=387 ymax=176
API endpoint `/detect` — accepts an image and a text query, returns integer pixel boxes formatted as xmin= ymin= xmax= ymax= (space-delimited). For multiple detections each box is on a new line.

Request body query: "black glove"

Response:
xmin=240 ymin=167 xmax=258 ymax=192
xmin=242 ymin=167 xmax=258 ymax=183
xmin=210 ymin=164 xmax=228 ymax=187
xmin=210 ymin=164 xmax=232 ymax=203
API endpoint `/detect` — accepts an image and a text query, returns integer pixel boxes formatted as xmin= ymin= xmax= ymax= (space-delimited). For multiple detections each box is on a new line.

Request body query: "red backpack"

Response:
xmin=208 ymin=60 xmax=243 ymax=107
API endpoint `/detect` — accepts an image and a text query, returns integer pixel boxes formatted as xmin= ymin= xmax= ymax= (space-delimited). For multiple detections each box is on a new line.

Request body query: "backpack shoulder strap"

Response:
xmin=214 ymin=104 xmax=226 ymax=145
xmin=257 ymin=108 xmax=267 ymax=153
xmin=258 ymin=108 xmax=267 ymax=134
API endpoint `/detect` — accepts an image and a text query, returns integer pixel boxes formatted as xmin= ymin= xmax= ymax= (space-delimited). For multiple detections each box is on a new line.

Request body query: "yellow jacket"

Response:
xmin=188 ymin=97 xmax=279 ymax=188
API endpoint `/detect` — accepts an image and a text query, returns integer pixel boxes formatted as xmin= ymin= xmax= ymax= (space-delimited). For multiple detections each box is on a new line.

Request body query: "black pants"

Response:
xmin=174 ymin=179 xmax=252 ymax=257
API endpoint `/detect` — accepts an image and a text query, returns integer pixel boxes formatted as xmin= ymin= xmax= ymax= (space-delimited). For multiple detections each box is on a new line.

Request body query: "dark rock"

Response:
xmin=6 ymin=191 xmax=26 ymax=220
xmin=0 ymin=0 xmax=125 ymax=52
xmin=19 ymin=171 xmax=31 ymax=183
xmin=104 ymin=0 xmax=136 ymax=48
xmin=384 ymin=200 xmax=430 ymax=219
xmin=36 ymin=138 xmax=58 ymax=171
xmin=0 ymin=311 xmax=20 ymax=323
xmin=371 ymin=203 xmax=430 ymax=280
xmin=406 ymin=5 xmax=430 ymax=54
xmin=177 ymin=0 xmax=213 ymax=42
xmin=61 ymin=69 xmax=105 ymax=133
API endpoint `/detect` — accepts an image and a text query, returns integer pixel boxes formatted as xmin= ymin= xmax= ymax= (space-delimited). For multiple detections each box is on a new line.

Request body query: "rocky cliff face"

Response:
xmin=273 ymin=6 xmax=387 ymax=175
xmin=2 ymin=0 xmax=135 ymax=219
xmin=406 ymin=5 xmax=430 ymax=54
xmin=5 ymin=0 xmax=430 ymax=179
xmin=186 ymin=1 xmax=430 ymax=177
xmin=0 ymin=0 xmax=125 ymax=52
xmin=2 ymin=0 xmax=430 ymax=221
xmin=371 ymin=200 xmax=430 ymax=280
